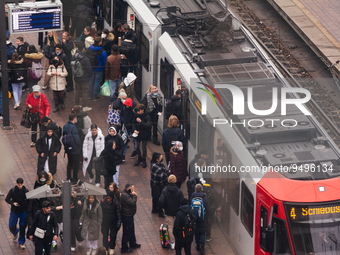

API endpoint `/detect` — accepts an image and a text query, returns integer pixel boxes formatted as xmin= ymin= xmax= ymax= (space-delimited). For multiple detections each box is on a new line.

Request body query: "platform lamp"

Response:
xmin=26 ymin=181 xmax=107 ymax=255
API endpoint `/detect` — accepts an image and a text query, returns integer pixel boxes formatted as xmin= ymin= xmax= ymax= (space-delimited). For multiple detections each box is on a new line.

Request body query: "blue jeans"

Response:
xmin=195 ymin=232 xmax=205 ymax=248
xmin=12 ymin=83 xmax=24 ymax=104
xmin=0 ymin=90 xmax=2 ymax=114
xmin=109 ymin=78 xmax=122 ymax=97
xmin=113 ymin=165 xmax=120 ymax=186
xmin=9 ymin=211 xmax=26 ymax=244
xmin=123 ymin=137 xmax=136 ymax=156
xmin=88 ymin=71 xmax=104 ymax=99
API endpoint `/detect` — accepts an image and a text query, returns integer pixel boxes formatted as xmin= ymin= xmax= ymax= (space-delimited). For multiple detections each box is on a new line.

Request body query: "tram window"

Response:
xmin=228 ymin=177 xmax=240 ymax=215
xmin=189 ymin=102 xmax=197 ymax=149
xmin=140 ymin=33 xmax=149 ymax=71
xmin=104 ymin=0 xmax=111 ymax=25
xmin=273 ymin=218 xmax=292 ymax=255
xmin=260 ymin=206 xmax=268 ymax=250
xmin=241 ymin=182 xmax=254 ymax=237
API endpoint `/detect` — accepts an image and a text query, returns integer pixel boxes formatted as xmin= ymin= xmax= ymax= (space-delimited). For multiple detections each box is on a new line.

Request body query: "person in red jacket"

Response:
xmin=169 ymin=141 xmax=188 ymax=189
xmin=26 ymin=85 xmax=51 ymax=147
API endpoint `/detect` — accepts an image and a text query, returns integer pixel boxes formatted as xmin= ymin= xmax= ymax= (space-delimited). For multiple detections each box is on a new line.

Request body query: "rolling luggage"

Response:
xmin=159 ymin=224 xmax=170 ymax=248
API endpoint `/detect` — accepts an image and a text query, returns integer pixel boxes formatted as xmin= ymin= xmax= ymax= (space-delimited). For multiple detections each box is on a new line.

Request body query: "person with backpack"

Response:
xmin=62 ymin=32 xmax=75 ymax=92
xmin=87 ymin=36 xmax=107 ymax=101
xmin=119 ymin=31 xmax=138 ymax=75
xmin=82 ymin=124 xmax=105 ymax=186
xmin=42 ymin=31 xmax=60 ymax=89
xmin=47 ymin=55 xmax=68 ymax=112
xmin=36 ymin=126 xmax=62 ymax=176
xmin=26 ymin=85 xmax=51 ymax=147
xmin=72 ymin=42 xmax=93 ymax=112
xmin=159 ymin=174 xmax=184 ymax=249
xmin=5 ymin=178 xmax=29 ymax=250
xmin=165 ymin=89 xmax=183 ymax=122
xmin=190 ymin=184 xmax=210 ymax=255
xmin=40 ymin=116 xmax=62 ymax=139
xmin=71 ymin=105 xmax=92 ymax=153
xmin=24 ymin=45 xmax=44 ymax=93
xmin=169 ymin=141 xmax=188 ymax=189
xmin=16 ymin=36 xmax=29 ymax=59
xmin=162 ymin=115 xmax=185 ymax=164
xmin=63 ymin=112 xmax=82 ymax=184
xmin=173 ymin=198 xmax=196 ymax=255
xmin=105 ymin=44 xmax=124 ymax=97
xmin=8 ymin=53 xmax=26 ymax=109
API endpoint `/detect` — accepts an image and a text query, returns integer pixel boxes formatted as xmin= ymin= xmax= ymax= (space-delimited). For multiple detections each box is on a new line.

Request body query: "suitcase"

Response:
xmin=159 ymin=224 xmax=170 ymax=248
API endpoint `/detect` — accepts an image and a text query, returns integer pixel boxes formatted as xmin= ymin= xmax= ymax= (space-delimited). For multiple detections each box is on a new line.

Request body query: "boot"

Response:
xmin=200 ymin=245 xmax=205 ymax=255
xmin=142 ymin=160 xmax=147 ymax=168
xmin=134 ymin=158 xmax=142 ymax=166
xmin=153 ymin=137 xmax=160 ymax=145
xmin=53 ymin=104 xmax=59 ymax=112
xmin=60 ymin=100 xmax=65 ymax=109
xmin=196 ymin=244 xmax=200 ymax=251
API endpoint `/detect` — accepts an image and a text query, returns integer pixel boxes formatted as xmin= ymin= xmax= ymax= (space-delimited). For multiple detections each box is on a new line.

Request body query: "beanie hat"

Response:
xmin=123 ymin=98 xmax=133 ymax=107
xmin=168 ymin=174 xmax=177 ymax=184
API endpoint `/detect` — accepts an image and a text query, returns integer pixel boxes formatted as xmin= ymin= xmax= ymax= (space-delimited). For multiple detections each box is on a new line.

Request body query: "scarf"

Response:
xmin=146 ymin=93 xmax=162 ymax=113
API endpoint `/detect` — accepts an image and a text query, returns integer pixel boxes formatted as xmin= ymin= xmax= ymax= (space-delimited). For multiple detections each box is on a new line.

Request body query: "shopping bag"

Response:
xmin=100 ymin=81 xmax=111 ymax=97
xmin=20 ymin=108 xmax=32 ymax=128
xmin=121 ymin=124 xmax=130 ymax=144
xmin=107 ymin=105 xmax=121 ymax=125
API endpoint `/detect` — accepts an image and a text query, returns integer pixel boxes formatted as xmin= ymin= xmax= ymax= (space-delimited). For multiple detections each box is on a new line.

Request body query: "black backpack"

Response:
xmin=86 ymin=48 xmax=104 ymax=68
xmin=119 ymin=43 xmax=137 ymax=63
xmin=181 ymin=210 xmax=196 ymax=238
xmin=62 ymin=126 xmax=78 ymax=154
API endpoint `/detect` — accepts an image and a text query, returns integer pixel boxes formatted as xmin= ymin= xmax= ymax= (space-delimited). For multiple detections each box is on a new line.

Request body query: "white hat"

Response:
xmin=32 ymin=85 xmax=41 ymax=92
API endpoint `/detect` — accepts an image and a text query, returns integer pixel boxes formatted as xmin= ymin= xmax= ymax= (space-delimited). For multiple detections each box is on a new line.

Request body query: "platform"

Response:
xmin=266 ymin=0 xmax=340 ymax=76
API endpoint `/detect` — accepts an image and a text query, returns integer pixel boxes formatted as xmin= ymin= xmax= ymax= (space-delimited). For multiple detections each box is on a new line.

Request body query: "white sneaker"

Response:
xmin=83 ymin=106 xmax=92 ymax=112
xmin=170 ymin=243 xmax=175 ymax=250
xmin=89 ymin=178 xmax=93 ymax=184
xmin=0 ymin=115 xmax=3 ymax=120
xmin=71 ymin=247 xmax=76 ymax=252
xmin=19 ymin=244 xmax=25 ymax=250
xmin=86 ymin=248 xmax=92 ymax=255
xmin=91 ymin=249 xmax=97 ymax=255
xmin=30 ymin=142 xmax=36 ymax=147
xmin=14 ymin=103 xmax=19 ymax=109
xmin=95 ymin=183 xmax=100 ymax=187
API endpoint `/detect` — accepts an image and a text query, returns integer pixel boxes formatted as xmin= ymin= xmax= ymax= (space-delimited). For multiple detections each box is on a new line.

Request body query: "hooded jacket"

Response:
xmin=105 ymin=51 xmax=121 ymax=81
xmin=190 ymin=191 xmax=210 ymax=233
xmin=101 ymin=194 xmax=122 ymax=229
xmin=132 ymin=112 xmax=151 ymax=141
xmin=159 ymin=183 xmax=184 ymax=216
xmin=103 ymin=33 xmax=115 ymax=57
xmin=24 ymin=52 xmax=44 ymax=82
xmin=47 ymin=63 xmax=68 ymax=91
xmin=169 ymin=147 xmax=188 ymax=183
xmin=36 ymin=132 xmax=62 ymax=175
xmin=173 ymin=205 xmax=196 ymax=243
xmin=71 ymin=51 xmax=93 ymax=83
xmin=5 ymin=185 xmax=29 ymax=214
xmin=120 ymin=188 xmax=137 ymax=217
xmin=8 ymin=58 xmax=26 ymax=83
xmin=29 ymin=210 xmax=58 ymax=238
xmin=166 ymin=95 xmax=182 ymax=121
xmin=34 ymin=172 xmax=55 ymax=189
xmin=100 ymin=140 xmax=117 ymax=175
xmin=121 ymin=98 xmax=137 ymax=134
xmin=63 ymin=121 xmax=81 ymax=155
xmin=82 ymin=127 xmax=105 ymax=176
xmin=79 ymin=198 xmax=102 ymax=241
xmin=26 ymin=92 xmax=50 ymax=123
xmin=62 ymin=37 xmax=74 ymax=61
xmin=43 ymin=36 xmax=60 ymax=59
xmin=104 ymin=127 xmax=124 ymax=165
xmin=6 ymin=42 xmax=16 ymax=60
xmin=17 ymin=41 xmax=29 ymax=58
xmin=87 ymin=44 xmax=107 ymax=72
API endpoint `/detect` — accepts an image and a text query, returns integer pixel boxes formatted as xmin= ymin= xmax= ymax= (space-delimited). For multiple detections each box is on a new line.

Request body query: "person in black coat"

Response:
xmin=36 ymin=127 xmax=62 ymax=175
xmin=101 ymin=191 xmax=122 ymax=254
xmin=100 ymin=140 xmax=117 ymax=189
xmin=40 ymin=116 xmax=62 ymax=139
xmin=165 ymin=89 xmax=183 ymax=121
xmin=173 ymin=198 xmax=196 ymax=255
xmin=190 ymin=184 xmax=210 ymax=255
xmin=132 ymin=104 xmax=151 ymax=168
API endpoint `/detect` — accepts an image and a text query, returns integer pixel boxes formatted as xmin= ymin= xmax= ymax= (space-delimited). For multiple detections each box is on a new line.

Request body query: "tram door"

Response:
xmin=109 ymin=0 xmax=127 ymax=29
xmin=160 ymin=58 xmax=174 ymax=129
xmin=133 ymin=17 xmax=143 ymax=100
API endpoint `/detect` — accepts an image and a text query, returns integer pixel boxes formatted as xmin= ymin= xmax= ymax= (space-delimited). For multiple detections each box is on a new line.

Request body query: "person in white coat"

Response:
xmin=82 ymin=124 xmax=105 ymax=186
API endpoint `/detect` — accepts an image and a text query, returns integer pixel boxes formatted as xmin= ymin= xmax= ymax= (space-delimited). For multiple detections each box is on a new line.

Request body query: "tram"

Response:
xmin=101 ymin=0 xmax=340 ymax=254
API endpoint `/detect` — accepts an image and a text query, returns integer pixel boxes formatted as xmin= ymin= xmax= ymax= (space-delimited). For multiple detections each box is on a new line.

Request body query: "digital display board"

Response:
xmin=8 ymin=0 xmax=62 ymax=34
xmin=286 ymin=202 xmax=340 ymax=222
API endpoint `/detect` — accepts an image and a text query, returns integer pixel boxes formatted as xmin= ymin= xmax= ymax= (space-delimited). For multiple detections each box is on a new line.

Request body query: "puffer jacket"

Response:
xmin=34 ymin=172 xmax=56 ymax=189
xmin=159 ymin=183 xmax=184 ymax=216
xmin=120 ymin=188 xmax=137 ymax=217
xmin=63 ymin=121 xmax=81 ymax=155
xmin=8 ymin=58 xmax=26 ymax=83
xmin=100 ymin=140 xmax=117 ymax=175
xmin=29 ymin=210 xmax=58 ymax=238
xmin=87 ymin=44 xmax=107 ymax=72
xmin=80 ymin=198 xmax=102 ymax=241
xmin=46 ymin=64 xmax=68 ymax=91
xmin=82 ymin=127 xmax=105 ymax=175
xmin=101 ymin=195 xmax=122 ymax=229
xmin=104 ymin=127 xmax=124 ymax=165
xmin=169 ymin=147 xmax=188 ymax=183
xmin=24 ymin=52 xmax=44 ymax=82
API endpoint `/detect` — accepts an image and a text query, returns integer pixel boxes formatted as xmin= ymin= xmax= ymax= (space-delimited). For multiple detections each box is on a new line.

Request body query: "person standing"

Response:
xmin=79 ymin=195 xmax=103 ymax=255
xmin=119 ymin=31 xmax=138 ymax=75
xmin=24 ymin=45 xmax=43 ymax=93
xmin=101 ymin=191 xmax=122 ymax=255
xmin=62 ymin=32 xmax=75 ymax=92
xmin=36 ymin=126 xmax=62 ymax=175
xmin=16 ymin=37 xmax=29 ymax=58
xmin=8 ymin=53 xmax=26 ymax=109
xmin=121 ymin=98 xmax=138 ymax=159
xmin=40 ymin=116 xmax=62 ymax=139
xmin=169 ymin=141 xmax=188 ymax=189
xmin=84 ymin=26 xmax=96 ymax=49
xmin=72 ymin=41 xmax=93 ymax=112
xmin=150 ymin=153 xmax=169 ymax=217
xmin=42 ymin=31 xmax=60 ymax=89
xmin=47 ymin=56 xmax=68 ymax=112
xmin=5 ymin=178 xmax=29 ymax=250
xmin=29 ymin=201 xmax=58 ymax=255
xmin=63 ymin=113 xmax=81 ymax=184
xmin=165 ymin=89 xmax=183 ymax=121
xmin=82 ymin=124 xmax=105 ymax=186
xmin=100 ymin=140 xmax=117 ymax=189
xmin=132 ymin=104 xmax=151 ymax=168
xmin=117 ymin=72 xmax=137 ymax=100
xmin=26 ymin=85 xmax=51 ymax=147
xmin=120 ymin=183 xmax=141 ymax=254
xmin=159 ymin=174 xmax=184 ymax=249
xmin=141 ymin=85 xmax=163 ymax=145
xmin=105 ymin=44 xmax=123 ymax=97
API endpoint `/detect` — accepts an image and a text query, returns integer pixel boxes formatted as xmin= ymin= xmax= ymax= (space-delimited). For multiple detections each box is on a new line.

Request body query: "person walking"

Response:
xmin=8 ymin=52 xmax=26 ymax=109
xmin=132 ymin=104 xmax=151 ymax=168
xmin=26 ymin=85 xmax=51 ymax=147
xmin=5 ymin=178 xmax=29 ymax=250
xmin=121 ymin=98 xmax=138 ymax=159
xmin=120 ymin=183 xmax=141 ymax=254
xmin=63 ymin=113 xmax=82 ymax=184
xmin=29 ymin=201 xmax=58 ymax=255
xmin=42 ymin=31 xmax=60 ymax=89
xmin=101 ymin=191 xmax=122 ymax=255
xmin=159 ymin=174 xmax=184 ymax=249
xmin=16 ymin=36 xmax=29 ymax=58
xmin=47 ymin=55 xmax=68 ymax=112
xmin=100 ymin=140 xmax=117 ymax=189
xmin=36 ymin=126 xmax=62 ymax=175
xmin=40 ymin=116 xmax=62 ymax=139
xmin=79 ymin=195 xmax=103 ymax=255
xmin=72 ymin=41 xmax=93 ymax=111
xmin=105 ymin=44 xmax=123 ymax=97
xmin=150 ymin=152 xmax=169 ymax=217
xmin=169 ymin=141 xmax=188 ymax=188
xmin=24 ymin=45 xmax=43 ymax=93
xmin=141 ymin=85 xmax=163 ymax=145
xmin=82 ymin=124 xmax=105 ymax=186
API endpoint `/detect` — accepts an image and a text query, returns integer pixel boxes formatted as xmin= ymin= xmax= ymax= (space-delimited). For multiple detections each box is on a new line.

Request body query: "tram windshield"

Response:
xmin=286 ymin=202 xmax=340 ymax=255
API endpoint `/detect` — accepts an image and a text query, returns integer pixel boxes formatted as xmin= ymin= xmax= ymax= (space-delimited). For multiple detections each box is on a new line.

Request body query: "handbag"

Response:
xmin=93 ymin=156 xmax=107 ymax=176
xmin=34 ymin=227 xmax=46 ymax=239
xmin=100 ymin=81 xmax=111 ymax=97
xmin=121 ymin=124 xmax=130 ymax=144
xmin=107 ymin=105 xmax=121 ymax=125
xmin=29 ymin=96 xmax=41 ymax=124
xmin=20 ymin=108 xmax=32 ymax=128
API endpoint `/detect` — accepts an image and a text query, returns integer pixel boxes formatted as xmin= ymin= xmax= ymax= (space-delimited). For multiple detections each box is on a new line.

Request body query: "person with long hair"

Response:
xmin=8 ymin=53 xmax=26 ymax=109
xmin=24 ymin=45 xmax=44 ymax=93
xmin=107 ymin=182 xmax=121 ymax=203
xmin=84 ymin=26 xmax=96 ymax=49
xmin=43 ymin=31 xmax=60 ymax=89
xmin=79 ymin=195 xmax=102 ymax=255
xmin=169 ymin=141 xmax=188 ymax=189
xmin=46 ymin=56 xmax=68 ymax=112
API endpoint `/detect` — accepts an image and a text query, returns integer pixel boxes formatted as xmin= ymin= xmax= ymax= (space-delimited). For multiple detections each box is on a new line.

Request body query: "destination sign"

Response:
xmin=8 ymin=0 xmax=63 ymax=34
xmin=286 ymin=202 xmax=340 ymax=221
